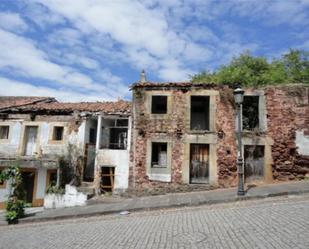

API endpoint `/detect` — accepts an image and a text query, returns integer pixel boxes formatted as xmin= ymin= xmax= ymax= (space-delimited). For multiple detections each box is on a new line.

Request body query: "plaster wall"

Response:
xmin=296 ymin=131 xmax=309 ymax=156
xmin=97 ymin=149 xmax=129 ymax=190
xmin=0 ymin=115 xmax=87 ymax=159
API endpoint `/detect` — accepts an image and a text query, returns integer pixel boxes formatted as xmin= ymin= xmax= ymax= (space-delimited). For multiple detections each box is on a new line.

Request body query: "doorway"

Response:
xmin=83 ymin=144 xmax=95 ymax=182
xmin=24 ymin=126 xmax=38 ymax=156
xmin=244 ymin=145 xmax=265 ymax=183
xmin=190 ymin=144 xmax=209 ymax=184
xmin=20 ymin=171 xmax=35 ymax=204
xmin=101 ymin=166 xmax=115 ymax=192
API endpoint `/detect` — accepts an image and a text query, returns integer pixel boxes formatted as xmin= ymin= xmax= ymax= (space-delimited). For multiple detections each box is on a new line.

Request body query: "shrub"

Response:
xmin=46 ymin=185 xmax=65 ymax=195
xmin=0 ymin=161 xmax=26 ymax=225
xmin=5 ymin=198 xmax=25 ymax=224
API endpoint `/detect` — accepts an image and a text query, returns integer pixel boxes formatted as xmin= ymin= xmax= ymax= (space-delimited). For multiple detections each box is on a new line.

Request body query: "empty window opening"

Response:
xmin=190 ymin=96 xmax=210 ymax=130
xmin=53 ymin=126 xmax=64 ymax=141
xmin=0 ymin=126 xmax=9 ymax=139
xmin=151 ymin=96 xmax=167 ymax=114
xmin=46 ymin=170 xmax=57 ymax=191
xmin=101 ymin=166 xmax=115 ymax=192
xmin=244 ymin=145 xmax=264 ymax=183
xmin=243 ymin=96 xmax=259 ymax=130
xmin=190 ymin=144 xmax=209 ymax=184
xmin=151 ymin=142 xmax=168 ymax=168
xmin=109 ymin=128 xmax=127 ymax=149
xmin=100 ymin=119 xmax=128 ymax=150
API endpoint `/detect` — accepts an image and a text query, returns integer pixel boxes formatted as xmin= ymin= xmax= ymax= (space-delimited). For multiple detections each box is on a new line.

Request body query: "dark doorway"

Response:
xmin=20 ymin=171 xmax=35 ymax=204
xmin=83 ymin=144 xmax=95 ymax=182
xmin=190 ymin=144 xmax=209 ymax=184
xmin=101 ymin=166 xmax=115 ymax=192
xmin=244 ymin=145 xmax=264 ymax=183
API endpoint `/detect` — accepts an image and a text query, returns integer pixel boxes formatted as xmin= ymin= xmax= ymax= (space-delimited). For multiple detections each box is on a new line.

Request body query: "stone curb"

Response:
xmin=5 ymin=188 xmax=307 ymax=226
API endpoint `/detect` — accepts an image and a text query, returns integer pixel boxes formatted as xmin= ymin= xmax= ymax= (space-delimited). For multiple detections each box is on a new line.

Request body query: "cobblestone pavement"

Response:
xmin=0 ymin=195 xmax=309 ymax=249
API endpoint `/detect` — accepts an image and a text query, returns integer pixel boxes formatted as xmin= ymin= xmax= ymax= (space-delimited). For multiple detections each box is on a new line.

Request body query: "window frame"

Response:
xmin=242 ymin=95 xmax=260 ymax=131
xmin=151 ymin=142 xmax=168 ymax=168
xmin=190 ymin=95 xmax=210 ymax=131
xmin=0 ymin=125 xmax=10 ymax=140
xmin=52 ymin=126 xmax=64 ymax=141
xmin=151 ymin=95 xmax=168 ymax=114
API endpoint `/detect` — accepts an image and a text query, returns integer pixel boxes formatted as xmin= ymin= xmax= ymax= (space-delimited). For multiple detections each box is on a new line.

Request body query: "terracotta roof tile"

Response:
xmin=0 ymin=96 xmax=56 ymax=110
xmin=19 ymin=100 xmax=131 ymax=115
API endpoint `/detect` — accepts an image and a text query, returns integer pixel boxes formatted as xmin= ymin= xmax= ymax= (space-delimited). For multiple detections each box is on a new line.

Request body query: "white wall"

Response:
xmin=0 ymin=118 xmax=87 ymax=158
xmin=0 ymin=122 xmax=22 ymax=156
xmin=97 ymin=149 xmax=129 ymax=190
xmin=0 ymin=181 xmax=10 ymax=203
xmin=296 ymin=130 xmax=309 ymax=156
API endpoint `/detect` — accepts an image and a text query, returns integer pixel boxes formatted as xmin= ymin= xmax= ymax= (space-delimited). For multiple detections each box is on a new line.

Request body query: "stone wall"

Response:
xmin=266 ymin=85 xmax=309 ymax=181
xmin=130 ymin=84 xmax=309 ymax=191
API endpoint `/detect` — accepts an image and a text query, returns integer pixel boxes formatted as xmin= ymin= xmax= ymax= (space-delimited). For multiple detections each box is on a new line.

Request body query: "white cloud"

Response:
xmin=0 ymin=28 xmax=129 ymax=100
xmin=0 ymin=77 xmax=112 ymax=102
xmin=32 ymin=0 xmax=217 ymax=80
xmin=0 ymin=12 xmax=28 ymax=32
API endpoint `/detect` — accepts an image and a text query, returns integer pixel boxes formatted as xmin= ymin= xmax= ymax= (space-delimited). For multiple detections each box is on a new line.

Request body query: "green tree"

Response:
xmin=191 ymin=49 xmax=309 ymax=86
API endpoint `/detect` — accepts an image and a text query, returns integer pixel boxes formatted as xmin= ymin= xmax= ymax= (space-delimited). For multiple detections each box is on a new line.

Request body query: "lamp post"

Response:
xmin=234 ymin=87 xmax=245 ymax=196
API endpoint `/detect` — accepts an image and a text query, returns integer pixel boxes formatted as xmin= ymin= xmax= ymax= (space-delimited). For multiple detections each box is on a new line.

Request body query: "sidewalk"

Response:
xmin=2 ymin=180 xmax=309 ymax=225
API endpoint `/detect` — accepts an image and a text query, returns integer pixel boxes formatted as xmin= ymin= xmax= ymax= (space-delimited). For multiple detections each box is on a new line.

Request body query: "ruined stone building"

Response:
xmin=0 ymin=97 xmax=131 ymax=208
xmin=129 ymin=82 xmax=309 ymax=191
xmin=0 ymin=81 xmax=308 ymax=208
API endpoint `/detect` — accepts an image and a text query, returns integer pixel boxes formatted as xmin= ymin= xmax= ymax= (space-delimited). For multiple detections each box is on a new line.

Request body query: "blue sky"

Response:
xmin=0 ymin=0 xmax=308 ymax=102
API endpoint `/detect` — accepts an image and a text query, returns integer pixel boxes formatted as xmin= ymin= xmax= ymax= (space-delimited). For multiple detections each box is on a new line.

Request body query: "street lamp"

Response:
xmin=234 ymin=87 xmax=245 ymax=196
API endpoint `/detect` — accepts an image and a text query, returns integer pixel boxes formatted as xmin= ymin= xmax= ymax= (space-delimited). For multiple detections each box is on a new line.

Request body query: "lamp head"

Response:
xmin=233 ymin=87 xmax=245 ymax=105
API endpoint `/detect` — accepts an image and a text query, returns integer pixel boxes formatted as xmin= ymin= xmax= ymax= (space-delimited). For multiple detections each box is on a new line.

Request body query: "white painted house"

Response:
xmin=0 ymin=97 xmax=131 ymax=208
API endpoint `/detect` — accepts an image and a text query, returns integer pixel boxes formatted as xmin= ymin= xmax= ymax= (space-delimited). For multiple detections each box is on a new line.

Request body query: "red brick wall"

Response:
xmin=266 ymin=85 xmax=309 ymax=181
xmin=130 ymin=84 xmax=309 ymax=191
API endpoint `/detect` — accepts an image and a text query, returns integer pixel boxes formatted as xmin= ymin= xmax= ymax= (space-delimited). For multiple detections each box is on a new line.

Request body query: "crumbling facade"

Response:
xmin=129 ymin=82 xmax=309 ymax=191
xmin=0 ymin=97 xmax=131 ymax=208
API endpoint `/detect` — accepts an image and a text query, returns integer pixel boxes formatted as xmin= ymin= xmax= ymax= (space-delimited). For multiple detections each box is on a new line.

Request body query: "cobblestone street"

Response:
xmin=0 ymin=195 xmax=309 ymax=249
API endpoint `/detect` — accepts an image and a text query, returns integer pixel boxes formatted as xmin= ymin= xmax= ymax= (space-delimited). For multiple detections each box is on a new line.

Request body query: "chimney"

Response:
xmin=140 ymin=69 xmax=147 ymax=83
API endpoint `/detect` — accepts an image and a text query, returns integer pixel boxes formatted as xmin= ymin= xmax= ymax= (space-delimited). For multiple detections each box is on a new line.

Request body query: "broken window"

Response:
xmin=109 ymin=128 xmax=127 ymax=149
xmin=151 ymin=142 xmax=168 ymax=168
xmin=53 ymin=126 xmax=64 ymax=141
xmin=190 ymin=96 xmax=210 ymax=130
xmin=243 ymin=96 xmax=259 ymax=130
xmin=244 ymin=145 xmax=264 ymax=182
xmin=0 ymin=126 xmax=9 ymax=139
xmin=151 ymin=96 xmax=167 ymax=114
xmin=107 ymin=119 xmax=128 ymax=149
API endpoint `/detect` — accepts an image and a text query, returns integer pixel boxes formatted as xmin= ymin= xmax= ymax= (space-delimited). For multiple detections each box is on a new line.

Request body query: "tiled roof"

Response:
xmin=18 ymin=100 xmax=131 ymax=115
xmin=130 ymin=81 xmax=219 ymax=89
xmin=0 ymin=96 xmax=56 ymax=110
